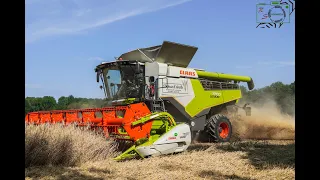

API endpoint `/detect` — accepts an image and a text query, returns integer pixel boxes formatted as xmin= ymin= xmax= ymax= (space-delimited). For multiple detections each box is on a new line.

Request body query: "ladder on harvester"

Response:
xmin=151 ymin=99 xmax=166 ymax=112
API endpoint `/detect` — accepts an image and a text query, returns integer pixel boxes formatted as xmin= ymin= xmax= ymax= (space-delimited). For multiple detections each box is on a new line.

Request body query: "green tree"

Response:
xmin=25 ymin=99 xmax=32 ymax=115
xmin=239 ymin=81 xmax=295 ymax=116
xmin=25 ymin=97 xmax=42 ymax=112
xmin=41 ymin=96 xmax=57 ymax=110
xmin=57 ymin=96 xmax=68 ymax=109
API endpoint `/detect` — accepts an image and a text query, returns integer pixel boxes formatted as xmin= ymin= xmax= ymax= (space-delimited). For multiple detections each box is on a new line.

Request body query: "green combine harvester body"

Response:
xmin=25 ymin=41 xmax=255 ymax=161
xmin=94 ymin=41 xmax=254 ymax=160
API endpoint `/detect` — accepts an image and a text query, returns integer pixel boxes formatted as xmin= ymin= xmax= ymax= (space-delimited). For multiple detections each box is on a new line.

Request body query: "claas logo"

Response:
xmin=180 ymin=70 xmax=196 ymax=76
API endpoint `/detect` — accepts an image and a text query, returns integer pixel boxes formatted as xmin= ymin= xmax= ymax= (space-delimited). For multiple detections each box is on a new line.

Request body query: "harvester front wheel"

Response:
xmin=204 ymin=114 xmax=232 ymax=142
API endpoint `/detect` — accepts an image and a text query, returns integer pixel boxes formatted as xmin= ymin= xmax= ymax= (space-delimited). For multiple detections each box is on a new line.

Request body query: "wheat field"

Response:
xmin=25 ymin=123 xmax=295 ymax=180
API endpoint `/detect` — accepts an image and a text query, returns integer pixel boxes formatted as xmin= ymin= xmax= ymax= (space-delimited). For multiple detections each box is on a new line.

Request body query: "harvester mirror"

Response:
xmin=245 ymin=107 xmax=251 ymax=116
xmin=149 ymin=76 xmax=155 ymax=83
xmin=96 ymin=73 xmax=99 ymax=82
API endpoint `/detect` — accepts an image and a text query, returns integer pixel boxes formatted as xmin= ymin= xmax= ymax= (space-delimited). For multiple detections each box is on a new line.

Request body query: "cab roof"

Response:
xmin=118 ymin=41 xmax=198 ymax=68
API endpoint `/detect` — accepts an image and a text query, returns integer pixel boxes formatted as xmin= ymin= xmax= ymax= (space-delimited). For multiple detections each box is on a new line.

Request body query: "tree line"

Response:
xmin=25 ymin=81 xmax=295 ymax=116
xmin=239 ymin=81 xmax=295 ymax=116
xmin=25 ymin=96 xmax=107 ymax=115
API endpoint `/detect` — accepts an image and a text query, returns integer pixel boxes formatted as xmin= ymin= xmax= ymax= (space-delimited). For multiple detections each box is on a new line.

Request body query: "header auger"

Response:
xmin=25 ymin=41 xmax=254 ymax=161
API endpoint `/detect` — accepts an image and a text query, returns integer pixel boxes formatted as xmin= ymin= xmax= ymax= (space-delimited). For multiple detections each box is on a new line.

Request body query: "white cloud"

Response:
xmin=235 ymin=65 xmax=253 ymax=69
xmin=25 ymin=83 xmax=42 ymax=89
xmin=234 ymin=60 xmax=295 ymax=71
xmin=88 ymin=57 xmax=104 ymax=61
xmin=257 ymin=61 xmax=295 ymax=66
xmin=25 ymin=0 xmax=192 ymax=44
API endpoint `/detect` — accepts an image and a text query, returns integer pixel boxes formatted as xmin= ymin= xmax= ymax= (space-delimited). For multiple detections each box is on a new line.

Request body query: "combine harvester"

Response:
xmin=25 ymin=41 xmax=254 ymax=160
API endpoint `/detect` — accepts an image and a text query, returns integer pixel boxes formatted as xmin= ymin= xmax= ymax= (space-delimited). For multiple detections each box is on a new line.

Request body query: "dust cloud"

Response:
xmin=231 ymin=99 xmax=295 ymax=140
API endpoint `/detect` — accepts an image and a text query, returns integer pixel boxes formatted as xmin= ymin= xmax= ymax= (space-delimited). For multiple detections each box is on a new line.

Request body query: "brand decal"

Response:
xmin=168 ymin=137 xmax=176 ymax=140
xmin=180 ymin=70 xmax=196 ymax=77
xmin=210 ymin=92 xmax=222 ymax=98
xmin=162 ymin=79 xmax=188 ymax=94
xmin=182 ymin=80 xmax=188 ymax=91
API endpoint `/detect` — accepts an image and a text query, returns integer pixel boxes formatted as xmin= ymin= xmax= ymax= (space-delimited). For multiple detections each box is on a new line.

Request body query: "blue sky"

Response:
xmin=25 ymin=0 xmax=295 ymax=100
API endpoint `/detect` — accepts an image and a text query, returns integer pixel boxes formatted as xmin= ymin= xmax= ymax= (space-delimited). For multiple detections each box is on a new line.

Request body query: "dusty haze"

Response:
xmin=232 ymin=98 xmax=295 ymax=140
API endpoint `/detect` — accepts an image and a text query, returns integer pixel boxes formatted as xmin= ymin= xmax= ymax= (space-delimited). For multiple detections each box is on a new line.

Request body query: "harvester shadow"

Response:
xmin=25 ymin=166 xmax=112 ymax=180
xmin=198 ymin=170 xmax=252 ymax=180
xmin=187 ymin=143 xmax=212 ymax=151
xmin=215 ymin=141 xmax=295 ymax=170
xmin=87 ymin=167 xmax=112 ymax=174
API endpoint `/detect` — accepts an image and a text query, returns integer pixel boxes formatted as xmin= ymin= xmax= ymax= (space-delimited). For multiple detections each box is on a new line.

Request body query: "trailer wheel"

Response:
xmin=204 ymin=114 xmax=232 ymax=142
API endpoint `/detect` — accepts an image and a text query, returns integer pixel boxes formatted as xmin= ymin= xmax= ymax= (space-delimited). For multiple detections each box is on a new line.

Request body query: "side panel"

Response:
xmin=185 ymin=79 xmax=223 ymax=117
xmin=185 ymin=79 xmax=242 ymax=117
xmin=158 ymin=77 xmax=195 ymax=106
xmin=157 ymin=78 xmax=242 ymax=131
xmin=223 ymin=89 xmax=242 ymax=103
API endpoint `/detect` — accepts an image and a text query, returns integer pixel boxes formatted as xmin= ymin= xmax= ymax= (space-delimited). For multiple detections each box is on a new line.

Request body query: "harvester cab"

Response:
xmin=26 ymin=41 xmax=255 ymax=161
xmin=95 ymin=60 xmax=145 ymax=105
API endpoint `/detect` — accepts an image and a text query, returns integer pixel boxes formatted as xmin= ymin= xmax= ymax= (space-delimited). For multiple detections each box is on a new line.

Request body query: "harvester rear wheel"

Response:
xmin=202 ymin=114 xmax=232 ymax=142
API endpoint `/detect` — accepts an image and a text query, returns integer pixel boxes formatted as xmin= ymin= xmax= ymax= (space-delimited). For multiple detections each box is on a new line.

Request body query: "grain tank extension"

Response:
xmin=25 ymin=41 xmax=254 ymax=160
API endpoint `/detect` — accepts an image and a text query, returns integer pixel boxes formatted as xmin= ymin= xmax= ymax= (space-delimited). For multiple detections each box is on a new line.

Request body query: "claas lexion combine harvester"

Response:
xmin=25 ymin=41 xmax=255 ymax=161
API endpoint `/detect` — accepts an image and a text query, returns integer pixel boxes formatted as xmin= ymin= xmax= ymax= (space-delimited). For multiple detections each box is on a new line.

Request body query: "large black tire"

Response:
xmin=199 ymin=114 xmax=232 ymax=143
